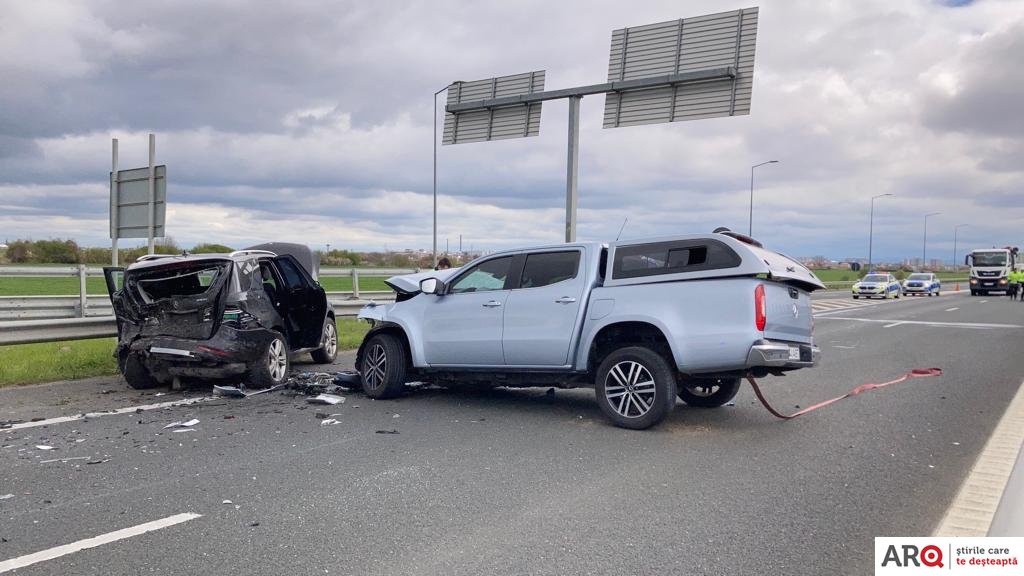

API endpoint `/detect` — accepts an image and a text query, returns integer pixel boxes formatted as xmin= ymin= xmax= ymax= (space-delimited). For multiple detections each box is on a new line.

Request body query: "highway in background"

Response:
xmin=1 ymin=290 xmax=1022 ymax=575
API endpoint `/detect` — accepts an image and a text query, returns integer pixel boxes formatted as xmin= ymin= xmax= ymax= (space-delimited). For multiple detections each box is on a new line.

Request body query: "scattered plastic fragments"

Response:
xmin=214 ymin=383 xmax=286 ymax=398
xmin=321 ymin=419 xmax=341 ymax=426
xmin=164 ymin=419 xmax=200 ymax=429
xmin=171 ymin=429 xmax=195 ymax=433
xmin=40 ymin=457 xmax=90 ymax=464
xmin=333 ymin=371 xmax=361 ymax=388
xmin=86 ymin=459 xmax=109 ymax=465
xmin=375 ymin=429 xmax=399 ymax=435
xmin=0 ymin=494 xmax=13 ymax=500
xmin=35 ymin=445 xmax=54 ymax=451
xmin=222 ymin=500 xmax=233 ymax=505
xmin=308 ymin=394 xmax=345 ymax=405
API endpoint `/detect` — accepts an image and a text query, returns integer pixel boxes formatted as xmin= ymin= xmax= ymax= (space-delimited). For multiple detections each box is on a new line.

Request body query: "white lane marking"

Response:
xmin=945 ymin=307 xmax=959 ymax=312
xmin=883 ymin=322 xmax=904 ymax=328
xmin=0 ymin=512 xmax=201 ymax=573
xmin=2 ymin=397 xmax=215 ymax=432
xmin=935 ymin=381 xmax=1024 ymax=536
xmin=980 ymin=300 xmax=988 ymax=303
xmin=816 ymin=317 xmax=1024 ymax=329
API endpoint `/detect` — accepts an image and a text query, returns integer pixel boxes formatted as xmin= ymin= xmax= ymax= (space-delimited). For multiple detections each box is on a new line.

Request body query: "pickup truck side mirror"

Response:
xmin=420 ymin=277 xmax=445 ymax=295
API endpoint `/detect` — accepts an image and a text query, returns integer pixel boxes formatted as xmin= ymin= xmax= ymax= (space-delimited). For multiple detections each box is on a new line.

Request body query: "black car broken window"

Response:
xmin=613 ymin=239 xmax=740 ymax=279
xmin=276 ymin=258 xmax=306 ymax=291
xmin=134 ymin=262 xmax=230 ymax=302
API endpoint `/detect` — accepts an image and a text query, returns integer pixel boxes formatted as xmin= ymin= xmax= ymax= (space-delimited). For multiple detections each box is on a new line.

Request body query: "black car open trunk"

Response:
xmin=118 ymin=260 xmax=233 ymax=340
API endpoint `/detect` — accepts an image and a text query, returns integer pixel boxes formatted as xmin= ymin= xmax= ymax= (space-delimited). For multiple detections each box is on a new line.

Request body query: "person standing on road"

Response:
xmin=1013 ymin=269 xmax=1024 ymax=301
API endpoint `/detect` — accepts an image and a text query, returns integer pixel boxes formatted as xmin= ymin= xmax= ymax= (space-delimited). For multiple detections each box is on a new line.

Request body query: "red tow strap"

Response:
xmin=745 ymin=368 xmax=943 ymax=420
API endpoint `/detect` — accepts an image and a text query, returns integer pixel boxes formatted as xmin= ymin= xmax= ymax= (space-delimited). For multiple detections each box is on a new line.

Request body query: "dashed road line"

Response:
xmin=0 ymin=513 xmax=202 ymax=573
xmin=815 ymin=317 xmax=1024 ymax=329
xmin=2 ymin=397 xmax=214 ymax=432
xmin=945 ymin=307 xmax=959 ymax=312
xmin=934 ymin=381 xmax=1024 ymax=536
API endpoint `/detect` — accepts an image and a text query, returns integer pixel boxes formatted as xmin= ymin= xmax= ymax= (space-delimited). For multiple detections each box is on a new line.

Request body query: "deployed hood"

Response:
xmin=245 ymin=242 xmax=319 ymax=280
xmin=386 ymin=268 xmax=460 ymax=294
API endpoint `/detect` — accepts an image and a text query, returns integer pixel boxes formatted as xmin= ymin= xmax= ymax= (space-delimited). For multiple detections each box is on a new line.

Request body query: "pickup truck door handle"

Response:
xmin=482 ymin=300 xmax=503 ymax=308
xmin=555 ymin=297 xmax=577 ymax=304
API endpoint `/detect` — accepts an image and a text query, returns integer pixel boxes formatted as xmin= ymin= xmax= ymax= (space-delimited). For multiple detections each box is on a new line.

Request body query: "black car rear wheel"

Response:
xmin=122 ymin=354 xmax=160 ymax=390
xmin=248 ymin=332 xmax=290 ymax=389
xmin=311 ymin=317 xmax=338 ymax=364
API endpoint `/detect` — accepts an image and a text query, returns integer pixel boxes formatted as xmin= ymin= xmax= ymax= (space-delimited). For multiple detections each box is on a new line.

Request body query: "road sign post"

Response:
xmin=110 ymin=135 xmax=167 ymax=254
xmin=443 ymin=8 xmax=760 ymax=242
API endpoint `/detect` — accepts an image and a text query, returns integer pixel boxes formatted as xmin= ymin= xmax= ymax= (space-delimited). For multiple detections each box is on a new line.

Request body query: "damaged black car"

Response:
xmin=104 ymin=243 xmax=337 ymax=389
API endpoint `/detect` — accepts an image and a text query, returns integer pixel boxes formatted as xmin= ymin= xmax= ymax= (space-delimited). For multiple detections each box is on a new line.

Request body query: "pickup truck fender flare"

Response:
xmin=574 ymin=315 xmax=681 ymax=371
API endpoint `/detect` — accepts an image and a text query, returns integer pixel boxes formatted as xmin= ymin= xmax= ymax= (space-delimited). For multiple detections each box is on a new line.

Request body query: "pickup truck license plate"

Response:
xmin=788 ymin=347 xmax=801 ymax=361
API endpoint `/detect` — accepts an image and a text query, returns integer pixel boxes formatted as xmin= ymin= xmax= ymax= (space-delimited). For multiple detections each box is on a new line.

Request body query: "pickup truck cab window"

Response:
xmin=519 ymin=251 xmax=581 ymax=289
xmin=613 ymin=239 xmax=740 ymax=280
xmin=450 ymin=256 xmax=514 ymax=294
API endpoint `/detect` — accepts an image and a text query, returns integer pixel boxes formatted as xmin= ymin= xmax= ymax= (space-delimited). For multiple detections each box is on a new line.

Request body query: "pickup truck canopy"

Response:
xmin=606 ymin=233 xmax=825 ymax=291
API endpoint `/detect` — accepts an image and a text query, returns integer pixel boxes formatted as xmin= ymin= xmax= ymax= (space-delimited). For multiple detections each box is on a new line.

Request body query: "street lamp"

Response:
xmin=433 ymin=84 xmax=455 ymax=269
xmin=922 ymin=212 xmax=941 ymax=271
xmin=749 ymin=160 xmax=779 ymax=237
xmin=868 ymin=193 xmax=894 ymax=272
xmin=953 ymin=224 xmax=969 ymax=272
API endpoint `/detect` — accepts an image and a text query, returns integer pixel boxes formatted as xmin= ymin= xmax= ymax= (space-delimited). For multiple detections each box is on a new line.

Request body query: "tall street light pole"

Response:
xmin=953 ymin=224 xmax=969 ymax=272
xmin=922 ymin=212 xmax=941 ymax=271
xmin=868 ymin=193 xmax=894 ymax=272
xmin=433 ymin=84 xmax=451 ymax=268
xmin=749 ymin=160 xmax=778 ymax=237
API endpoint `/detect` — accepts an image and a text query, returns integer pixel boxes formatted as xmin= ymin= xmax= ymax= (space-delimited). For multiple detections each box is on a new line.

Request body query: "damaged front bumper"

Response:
xmin=121 ymin=325 xmax=279 ymax=379
xmin=746 ymin=339 xmax=820 ymax=369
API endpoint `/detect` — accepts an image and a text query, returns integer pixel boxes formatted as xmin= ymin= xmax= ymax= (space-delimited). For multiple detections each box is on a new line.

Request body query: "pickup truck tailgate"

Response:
xmin=762 ymin=282 xmax=813 ymax=344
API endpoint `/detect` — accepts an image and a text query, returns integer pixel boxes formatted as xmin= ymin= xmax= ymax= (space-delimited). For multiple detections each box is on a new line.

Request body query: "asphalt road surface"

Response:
xmin=2 ymin=290 xmax=1022 ymax=575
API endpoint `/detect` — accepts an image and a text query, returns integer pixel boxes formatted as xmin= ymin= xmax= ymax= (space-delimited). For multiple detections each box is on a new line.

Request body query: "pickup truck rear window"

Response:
xmin=520 ymin=251 xmax=580 ymax=288
xmin=612 ymin=239 xmax=740 ymax=279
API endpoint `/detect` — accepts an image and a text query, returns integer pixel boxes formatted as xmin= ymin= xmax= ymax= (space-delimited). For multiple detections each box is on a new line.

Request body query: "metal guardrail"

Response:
xmin=0 ymin=291 xmax=394 ymax=321
xmin=0 ymin=296 xmax=394 ymax=346
xmin=0 ymin=264 xmax=407 ymax=344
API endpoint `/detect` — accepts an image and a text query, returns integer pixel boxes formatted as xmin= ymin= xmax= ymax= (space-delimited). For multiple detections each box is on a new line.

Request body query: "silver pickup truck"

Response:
xmin=356 ymin=230 xmax=824 ymax=429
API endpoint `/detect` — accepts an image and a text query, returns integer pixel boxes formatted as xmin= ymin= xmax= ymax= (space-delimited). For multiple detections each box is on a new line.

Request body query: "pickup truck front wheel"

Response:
xmin=677 ymin=377 xmax=741 ymax=408
xmin=359 ymin=333 xmax=407 ymax=399
xmin=595 ymin=347 xmax=676 ymax=430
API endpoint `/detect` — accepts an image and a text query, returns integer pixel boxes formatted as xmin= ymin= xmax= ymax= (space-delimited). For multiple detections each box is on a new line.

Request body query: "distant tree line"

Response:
xmin=0 ymin=238 xmax=231 ymax=264
xmin=0 ymin=238 xmax=471 ymax=269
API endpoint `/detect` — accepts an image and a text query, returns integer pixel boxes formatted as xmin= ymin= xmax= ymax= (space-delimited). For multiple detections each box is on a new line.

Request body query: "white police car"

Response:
xmin=902 ymin=273 xmax=941 ymax=297
xmin=852 ymin=273 xmax=901 ymax=299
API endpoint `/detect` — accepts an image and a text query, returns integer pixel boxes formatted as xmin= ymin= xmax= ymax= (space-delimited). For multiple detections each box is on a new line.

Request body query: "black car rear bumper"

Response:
xmin=120 ymin=326 xmax=278 ymax=380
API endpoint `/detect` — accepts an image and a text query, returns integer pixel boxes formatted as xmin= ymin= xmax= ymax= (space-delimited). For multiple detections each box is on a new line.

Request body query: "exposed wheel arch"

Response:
xmin=587 ymin=321 xmax=675 ymax=375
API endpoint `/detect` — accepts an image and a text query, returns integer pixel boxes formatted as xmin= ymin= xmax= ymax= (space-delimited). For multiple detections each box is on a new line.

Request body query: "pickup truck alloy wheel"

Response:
xmin=605 ymin=361 xmax=656 ymax=418
xmin=364 ymin=344 xmax=386 ymax=390
xmin=595 ymin=346 xmax=676 ymax=430
xmin=359 ymin=333 xmax=408 ymax=399
xmin=311 ymin=318 xmax=338 ymax=363
xmin=247 ymin=332 xmax=290 ymax=389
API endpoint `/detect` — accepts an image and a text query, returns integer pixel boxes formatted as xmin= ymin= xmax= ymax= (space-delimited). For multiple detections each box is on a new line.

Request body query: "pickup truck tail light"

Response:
xmin=754 ymin=284 xmax=766 ymax=331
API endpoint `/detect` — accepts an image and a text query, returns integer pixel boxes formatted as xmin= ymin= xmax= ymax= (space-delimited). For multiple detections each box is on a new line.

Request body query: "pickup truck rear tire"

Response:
xmin=359 ymin=333 xmax=407 ymax=399
xmin=677 ymin=377 xmax=741 ymax=408
xmin=595 ymin=346 xmax=676 ymax=430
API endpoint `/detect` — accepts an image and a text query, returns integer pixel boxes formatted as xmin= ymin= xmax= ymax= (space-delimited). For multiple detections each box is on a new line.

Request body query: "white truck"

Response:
xmin=966 ymin=247 xmax=1018 ymax=296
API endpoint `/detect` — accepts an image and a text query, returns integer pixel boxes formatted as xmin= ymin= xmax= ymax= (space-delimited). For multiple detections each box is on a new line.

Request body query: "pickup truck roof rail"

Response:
xmin=229 ymin=250 xmax=277 ymax=259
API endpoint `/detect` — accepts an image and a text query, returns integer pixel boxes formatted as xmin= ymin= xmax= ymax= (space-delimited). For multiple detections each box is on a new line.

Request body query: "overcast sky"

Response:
xmin=1 ymin=0 xmax=1021 ymax=261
